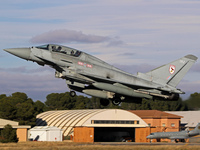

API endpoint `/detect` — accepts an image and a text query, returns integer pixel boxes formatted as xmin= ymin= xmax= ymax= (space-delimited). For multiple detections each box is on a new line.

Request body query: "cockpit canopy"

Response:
xmin=36 ymin=44 xmax=82 ymax=57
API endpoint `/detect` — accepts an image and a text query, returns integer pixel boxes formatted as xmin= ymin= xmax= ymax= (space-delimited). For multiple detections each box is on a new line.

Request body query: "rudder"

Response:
xmin=189 ymin=122 xmax=200 ymax=135
xmin=145 ymin=55 xmax=197 ymax=87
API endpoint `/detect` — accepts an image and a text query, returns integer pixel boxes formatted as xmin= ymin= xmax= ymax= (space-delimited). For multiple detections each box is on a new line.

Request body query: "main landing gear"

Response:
xmin=112 ymin=98 xmax=122 ymax=106
xmin=100 ymin=97 xmax=122 ymax=106
xmin=69 ymin=91 xmax=76 ymax=97
xmin=100 ymin=99 xmax=110 ymax=106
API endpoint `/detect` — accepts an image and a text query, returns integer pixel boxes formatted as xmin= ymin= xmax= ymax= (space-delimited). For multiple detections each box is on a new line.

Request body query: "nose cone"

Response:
xmin=4 ymin=48 xmax=31 ymax=60
xmin=146 ymin=135 xmax=151 ymax=139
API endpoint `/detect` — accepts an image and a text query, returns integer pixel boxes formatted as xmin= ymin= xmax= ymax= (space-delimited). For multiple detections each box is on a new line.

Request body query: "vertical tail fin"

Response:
xmin=145 ymin=55 xmax=197 ymax=87
xmin=194 ymin=123 xmax=200 ymax=131
xmin=189 ymin=123 xmax=200 ymax=136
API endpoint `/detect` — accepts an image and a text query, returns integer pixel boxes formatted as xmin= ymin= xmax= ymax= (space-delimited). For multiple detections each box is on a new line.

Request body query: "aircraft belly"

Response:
xmin=93 ymin=82 xmax=152 ymax=99
xmin=82 ymin=89 xmax=114 ymax=99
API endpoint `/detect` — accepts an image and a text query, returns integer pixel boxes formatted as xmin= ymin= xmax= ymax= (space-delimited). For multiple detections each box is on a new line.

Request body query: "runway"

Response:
xmin=95 ymin=142 xmax=200 ymax=146
xmin=1 ymin=141 xmax=200 ymax=150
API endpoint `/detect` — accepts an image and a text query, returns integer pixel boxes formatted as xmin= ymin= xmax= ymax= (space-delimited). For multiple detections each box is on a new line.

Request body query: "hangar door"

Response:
xmin=94 ymin=127 xmax=135 ymax=142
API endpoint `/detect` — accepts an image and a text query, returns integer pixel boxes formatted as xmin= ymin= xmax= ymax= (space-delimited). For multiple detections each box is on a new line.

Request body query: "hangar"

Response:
xmin=36 ymin=109 xmax=148 ymax=142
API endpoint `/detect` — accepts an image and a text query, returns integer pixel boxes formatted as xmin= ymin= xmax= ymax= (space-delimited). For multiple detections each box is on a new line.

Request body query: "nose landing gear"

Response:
xmin=70 ymin=91 xmax=76 ymax=97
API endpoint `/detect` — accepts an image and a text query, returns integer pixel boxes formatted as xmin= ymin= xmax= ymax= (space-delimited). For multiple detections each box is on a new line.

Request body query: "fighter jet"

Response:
xmin=4 ymin=44 xmax=198 ymax=106
xmin=146 ymin=123 xmax=200 ymax=142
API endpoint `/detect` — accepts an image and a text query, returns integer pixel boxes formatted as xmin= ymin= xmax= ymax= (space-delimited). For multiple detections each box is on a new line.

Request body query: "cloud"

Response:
xmin=0 ymin=66 xmax=52 ymax=74
xmin=1 ymin=0 xmax=200 ymax=101
xmin=117 ymin=52 xmax=136 ymax=57
xmin=30 ymin=29 xmax=124 ymax=45
xmin=0 ymin=68 xmax=67 ymax=102
xmin=178 ymin=79 xmax=200 ymax=99
xmin=0 ymin=66 xmax=69 ymax=102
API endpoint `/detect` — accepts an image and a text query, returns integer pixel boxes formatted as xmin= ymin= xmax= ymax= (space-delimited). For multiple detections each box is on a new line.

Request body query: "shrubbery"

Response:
xmin=0 ymin=124 xmax=18 ymax=143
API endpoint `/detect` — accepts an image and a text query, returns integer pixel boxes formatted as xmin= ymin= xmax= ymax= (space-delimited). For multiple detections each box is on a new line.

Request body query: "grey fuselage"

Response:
xmin=4 ymin=44 xmax=197 ymax=104
xmin=147 ymin=131 xmax=190 ymax=140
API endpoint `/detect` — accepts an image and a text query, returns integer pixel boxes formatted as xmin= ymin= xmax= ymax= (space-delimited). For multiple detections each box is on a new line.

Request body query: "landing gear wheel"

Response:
xmin=70 ymin=91 xmax=76 ymax=97
xmin=112 ymin=98 xmax=121 ymax=106
xmin=100 ymin=99 xmax=110 ymax=106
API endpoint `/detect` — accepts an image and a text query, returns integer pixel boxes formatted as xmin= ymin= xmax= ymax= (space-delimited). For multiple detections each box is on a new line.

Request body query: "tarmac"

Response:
xmin=95 ymin=142 xmax=200 ymax=146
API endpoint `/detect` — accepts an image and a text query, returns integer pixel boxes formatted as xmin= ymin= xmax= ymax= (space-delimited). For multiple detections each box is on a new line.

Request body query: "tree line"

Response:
xmin=0 ymin=92 xmax=200 ymax=126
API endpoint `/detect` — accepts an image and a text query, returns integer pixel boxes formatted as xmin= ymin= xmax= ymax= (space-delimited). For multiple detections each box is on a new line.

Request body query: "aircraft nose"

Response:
xmin=4 ymin=48 xmax=31 ymax=60
xmin=146 ymin=135 xmax=150 ymax=139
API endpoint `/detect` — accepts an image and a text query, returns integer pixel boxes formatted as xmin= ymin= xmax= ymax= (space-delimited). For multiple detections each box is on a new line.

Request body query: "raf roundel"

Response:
xmin=169 ymin=65 xmax=176 ymax=74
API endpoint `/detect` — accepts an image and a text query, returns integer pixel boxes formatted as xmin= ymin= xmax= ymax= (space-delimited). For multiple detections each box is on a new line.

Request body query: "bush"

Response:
xmin=0 ymin=124 xmax=18 ymax=143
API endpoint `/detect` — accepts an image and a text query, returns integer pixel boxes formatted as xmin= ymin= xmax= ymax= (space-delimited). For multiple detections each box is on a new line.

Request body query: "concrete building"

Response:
xmin=0 ymin=118 xmax=31 ymax=142
xmin=130 ymin=110 xmax=182 ymax=132
xmin=129 ymin=110 xmax=182 ymax=142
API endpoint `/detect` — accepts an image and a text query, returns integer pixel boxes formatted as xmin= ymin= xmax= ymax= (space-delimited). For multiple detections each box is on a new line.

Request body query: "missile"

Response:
xmin=92 ymin=82 xmax=152 ymax=99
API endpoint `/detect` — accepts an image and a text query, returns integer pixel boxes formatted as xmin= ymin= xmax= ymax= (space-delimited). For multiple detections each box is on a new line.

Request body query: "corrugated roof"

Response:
xmin=129 ymin=110 xmax=182 ymax=119
xmin=36 ymin=109 xmax=147 ymax=136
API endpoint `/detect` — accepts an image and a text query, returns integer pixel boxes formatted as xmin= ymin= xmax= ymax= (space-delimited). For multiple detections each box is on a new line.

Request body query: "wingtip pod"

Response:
xmin=184 ymin=55 xmax=198 ymax=61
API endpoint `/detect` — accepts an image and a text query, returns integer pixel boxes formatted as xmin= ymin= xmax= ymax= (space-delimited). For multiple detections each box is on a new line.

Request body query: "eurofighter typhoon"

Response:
xmin=4 ymin=44 xmax=198 ymax=106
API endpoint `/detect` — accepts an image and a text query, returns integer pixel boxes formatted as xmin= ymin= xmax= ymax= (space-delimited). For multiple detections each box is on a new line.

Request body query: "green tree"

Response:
xmin=45 ymin=92 xmax=92 ymax=110
xmin=0 ymin=124 xmax=18 ymax=143
xmin=184 ymin=92 xmax=200 ymax=110
xmin=16 ymin=102 xmax=34 ymax=125
xmin=45 ymin=93 xmax=66 ymax=110
xmin=34 ymin=100 xmax=47 ymax=114
xmin=0 ymin=98 xmax=16 ymax=120
xmin=85 ymin=97 xmax=102 ymax=109
xmin=0 ymin=94 xmax=6 ymax=100
xmin=12 ymin=92 xmax=28 ymax=102
xmin=0 ymin=92 xmax=44 ymax=127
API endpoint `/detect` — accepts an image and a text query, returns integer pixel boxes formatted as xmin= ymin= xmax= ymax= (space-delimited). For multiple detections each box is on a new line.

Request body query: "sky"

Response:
xmin=0 ymin=0 xmax=200 ymax=102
